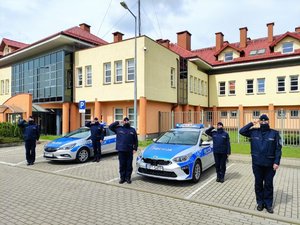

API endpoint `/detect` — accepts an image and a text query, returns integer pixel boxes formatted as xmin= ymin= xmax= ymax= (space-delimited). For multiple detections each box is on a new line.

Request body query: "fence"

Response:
xmin=159 ymin=110 xmax=300 ymax=147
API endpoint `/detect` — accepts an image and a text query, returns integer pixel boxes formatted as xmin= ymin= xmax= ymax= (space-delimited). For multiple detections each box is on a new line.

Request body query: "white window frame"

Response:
xmin=220 ymin=111 xmax=228 ymax=118
xmin=127 ymin=107 xmax=135 ymax=127
xmin=290 ymin=75 xmax=298 ymax=92
xmin=170 ymin=67 xmax=176 ymax=88
xmin=104 ymin=62 xmax=111 ymax=84
xmin=114 ymin=108 xmax=123 ymax=121
xmin=190 ymin=76 xmax=193 ymax=93
xmin=194 ymin=77 xmax=197 ymax=93
xmin=224 ymin=52 xmax=233 ymax=62
xmin=246 ymin=79 xmax=254 ymax=94
xmin=252 ymin=111 xmax=260 ymax=118
xmin=282 ymin=42 xmax=294 ymax=54
xmin=126 ymin=59 xmax=134 ymax=81
xmin=257 ymin=78 xmax=265 ymax=94
xmin=277 ymin=76 xmax=285 ymax=92
xmin=230 ymin=111 xmax=237 ymax=118
xmin=5 ymin=79 xmax=9 ymax=94
xmin=228 ymin=80 xmax=236 ymax=95
xmin=219 ymin=81 xmax=226 ymax=95
xmin=115 ymin=61 xmax=122 ymax=83
xmin=0 ymin=80 xmax=4 ymax=95
xmin=76 ymin=67 xmax=82 ymax=87
xmin=291 ymin=110 xmax=299 ymax=118
xmin=85 ymin=65 xmax=92 ymax=86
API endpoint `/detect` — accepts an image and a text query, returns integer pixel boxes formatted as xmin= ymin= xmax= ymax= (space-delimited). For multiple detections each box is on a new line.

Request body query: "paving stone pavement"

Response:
xmin=0 ymin=144 xmax=299 ymax=225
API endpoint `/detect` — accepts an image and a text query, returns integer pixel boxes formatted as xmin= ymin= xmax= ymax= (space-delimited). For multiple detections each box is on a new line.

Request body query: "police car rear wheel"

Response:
xmin=192 ymin=160 xmax=201 ymax=183
xmin=76 ymin=148 xmax=89 ymax=163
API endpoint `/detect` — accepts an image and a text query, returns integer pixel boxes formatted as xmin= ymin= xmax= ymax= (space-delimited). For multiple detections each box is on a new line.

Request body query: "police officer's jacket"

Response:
xmin=239 ymin=122 xmax=282 ymax=166
xmin=109 ymin=121 xmax=138 ymax=152
xmin=205 ymin=127 xmax=231 ymax=154
xmin=18 ymin=120 xmax=40 ymax=142
xmin=85 ymin=121 xmax=104 ymax=141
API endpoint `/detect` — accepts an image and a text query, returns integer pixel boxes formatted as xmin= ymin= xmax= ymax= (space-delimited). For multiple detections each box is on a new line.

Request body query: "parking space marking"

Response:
xmin=14 ymin=154 xmax=44 ymax=165
xmin=53 ymin=162 xmax=94 ymax=173
xmin=106 ymin=172 xmax=136 ymax=183
xmin=185 ymin=163 xmax=235 ymax=200
xmin=1 ymin=148 xmax=23 ymax=153
xmin=0 ymin=161 xmax=16 ymax=166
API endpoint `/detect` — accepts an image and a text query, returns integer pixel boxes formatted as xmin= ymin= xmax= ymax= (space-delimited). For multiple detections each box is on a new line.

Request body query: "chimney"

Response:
xmin=157 ymin=39 xmax=170 ymax=48
xmin=177 ymin=31 xmax=191 ymax=50
xmin=295 ymin=26 xmax=300 ymax=33
xmin=267 ymin=22 xmax=274 ymax=42
xmin=79 ymin=23 xmax=91 ymax=33
xmin=113 ymin=32 xmax=124 ymax=43
xmin=239 ymin=27 xmax=248 ymax=48
xmin=215 ymin=32 xmax=224 ymax=51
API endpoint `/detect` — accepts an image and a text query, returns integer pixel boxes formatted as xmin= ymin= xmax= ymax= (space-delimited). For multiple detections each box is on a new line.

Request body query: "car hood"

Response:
xmin=142 ymin=143 xmax=192 ymax=160
xmin=47 ymin=137 xmax=82 ymax=148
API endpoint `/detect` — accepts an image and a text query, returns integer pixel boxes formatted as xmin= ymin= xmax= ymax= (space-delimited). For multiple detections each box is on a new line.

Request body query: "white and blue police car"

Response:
xmin=44 ymin=126 xmax=116 ymax=163
xmin=136 ymin=124 xmax=214 ymax=182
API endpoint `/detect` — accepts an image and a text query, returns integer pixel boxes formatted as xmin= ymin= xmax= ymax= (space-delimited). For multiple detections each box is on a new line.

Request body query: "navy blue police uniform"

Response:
xmin=239 ymin=114 xmax=282 ymax=213
xmin=18 ymin=118 xmax=40 ymax=166
xmin=205 ymin=122 xmax=231 ymax=182
xmin=109 ymin=118 xmax=138 ymax=184
xmin=85 ymin=118 xmax=104 ymax=162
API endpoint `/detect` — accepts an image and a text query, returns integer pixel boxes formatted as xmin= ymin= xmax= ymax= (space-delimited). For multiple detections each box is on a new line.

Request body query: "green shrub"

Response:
xmin=0 ymin=122 xmax=23 ymax=138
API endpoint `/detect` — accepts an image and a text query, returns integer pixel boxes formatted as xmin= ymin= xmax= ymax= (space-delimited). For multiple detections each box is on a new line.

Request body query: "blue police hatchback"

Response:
xmin=136 ymin=124 xmax=214 ymax=182
xmin=44 ymin=126 xmax=116 ymax=163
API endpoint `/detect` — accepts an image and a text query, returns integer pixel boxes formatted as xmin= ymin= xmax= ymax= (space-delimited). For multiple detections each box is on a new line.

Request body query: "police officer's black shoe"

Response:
xmin=257 ymin=204 xmax=264 ymax=211
xmin=266 ymin=207 xmax=274 ymax=214
xmin=96 ymin=158 xmax=100 ymax=162
xmin=119 ymin=179 xmax=125 ymax=184
xmin=126 ymin=179 xmax=132 ymax=184
xmin=216 ymin=178 xmax=220 ymax=182
xmin=27 ymin=163 xmax=31 ymax=166
xmin=219 ymin=178 xmax=224 ymax=183
xmin=93 ymin=158 xmax=97 ymax=162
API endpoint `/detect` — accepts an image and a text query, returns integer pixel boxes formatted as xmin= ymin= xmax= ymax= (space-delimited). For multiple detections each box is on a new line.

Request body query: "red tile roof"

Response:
xmin=0 ymin=38 xmax=28 ymax=52
xmin=169 ymin=31 xmax=300 ymax=67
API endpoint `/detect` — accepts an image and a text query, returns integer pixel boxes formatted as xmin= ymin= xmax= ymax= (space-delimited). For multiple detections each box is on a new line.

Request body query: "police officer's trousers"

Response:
xmin=118 ymin=151 xmax=133 ymax=181
xmin=92 ymin=139 xmax=101 ymax=160
xmin=252 ymin=164 xmax=276 ymax=208
xmin=214 ymin=153 xmax=227 ymax=179
xmin=25 ymin=140 xmax=36 ymax=164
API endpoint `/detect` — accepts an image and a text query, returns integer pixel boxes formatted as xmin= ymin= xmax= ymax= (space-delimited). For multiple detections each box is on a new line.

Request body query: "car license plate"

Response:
xmin=146 ymin=164 xmax=163 ymax=171
xmin=44 ymin=152 xmax=53 ymax=157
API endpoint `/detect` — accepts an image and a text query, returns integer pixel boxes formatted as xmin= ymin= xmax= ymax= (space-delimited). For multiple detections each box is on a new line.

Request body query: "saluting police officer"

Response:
xmin=85 ymin=117 xmax=104 ymax=162
xmin=109 ymin=117 xmax=138 ymax=184
xmin=18 ymin=116 xmax=40 ymax=166
xmin=205 ymin=122 xmax=231 ymax=183
xmin=239 ymin=114 xmax=282 ymax=214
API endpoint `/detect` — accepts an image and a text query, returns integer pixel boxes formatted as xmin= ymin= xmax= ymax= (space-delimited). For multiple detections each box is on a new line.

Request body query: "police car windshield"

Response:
xmin=156 ymin=130 xmax=200 ymax=145
xmin=64 ymin=128 xmax=91 ymax=139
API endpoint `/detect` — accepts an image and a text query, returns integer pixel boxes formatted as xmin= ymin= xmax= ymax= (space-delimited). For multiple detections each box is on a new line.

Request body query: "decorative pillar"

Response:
xmin=94 ymin=99 xmax=101 ymax=121
xmin=195 ymin=105 xmax=201 ymax=123
xmin=139 ymin=97 xmax=147 ymax=140
xmin=62 ymin=102 xmax=70 ymax=135
xmin=238 ymin=104 xmax=244 ymax=128
xmin=183 ymin=104 xmax=189 ymax=123
xmin=212 ymin=105 xmax=218 ymax=125
xmin=70 ymin=103 xmax=79 ymax=131
xmin=268 ymin=104 xmax=275 ymax=128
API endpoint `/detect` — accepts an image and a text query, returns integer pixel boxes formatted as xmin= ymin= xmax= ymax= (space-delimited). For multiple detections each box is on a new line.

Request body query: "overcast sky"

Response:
xmin=1 ymin=0 xmax=300 ymax=50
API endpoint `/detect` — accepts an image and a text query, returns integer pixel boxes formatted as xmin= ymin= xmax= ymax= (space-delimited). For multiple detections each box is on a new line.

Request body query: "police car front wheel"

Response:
xmin=76 ymin=148 xmax=89 ymax=163
xmin=192 ymin=160 xmax=202 ymax=183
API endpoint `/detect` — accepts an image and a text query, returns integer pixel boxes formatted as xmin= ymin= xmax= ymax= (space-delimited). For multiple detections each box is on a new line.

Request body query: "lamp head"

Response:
xmin=120 ymin=1 xmax=128 ymax=9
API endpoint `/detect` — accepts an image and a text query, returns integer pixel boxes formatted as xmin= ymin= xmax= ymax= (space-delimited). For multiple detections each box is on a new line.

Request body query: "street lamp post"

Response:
xmin=120 ymin=1 xmax=137 ymax=130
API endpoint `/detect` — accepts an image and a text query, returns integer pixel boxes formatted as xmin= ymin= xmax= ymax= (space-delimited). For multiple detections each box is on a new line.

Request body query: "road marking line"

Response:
xmin=106 ymin=172 xmax=136 ymax=183
xmin=1 ymin=148 xmax=23 ymax=153
xmin=185 ymin=163 xmax=235 ymax=200
xmin=14 ymin=155 xmax=44 ymax=165
xmin=0 ymin=161 xmax=16 ymax=166
xmin=54 ymin=162 xmax=93 ymax=173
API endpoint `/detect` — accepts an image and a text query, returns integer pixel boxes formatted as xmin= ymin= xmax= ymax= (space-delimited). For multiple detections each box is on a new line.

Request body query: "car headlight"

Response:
xmin=57 ymin=143 xmax=76 ymax=150
xmin=173 ymin=152 xmax=193 ymax=162
xmin=136 ymin=149 xmax=143 ymax=161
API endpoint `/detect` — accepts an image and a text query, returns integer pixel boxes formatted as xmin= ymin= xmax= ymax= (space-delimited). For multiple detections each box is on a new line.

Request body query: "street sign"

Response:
xmin=79 ymin=100 xmax=86 ymax=113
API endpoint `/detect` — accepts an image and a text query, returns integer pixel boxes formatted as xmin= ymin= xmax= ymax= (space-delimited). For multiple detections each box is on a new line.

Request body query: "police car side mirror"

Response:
xmin=201 ymin=141 xmax=211 ymax=147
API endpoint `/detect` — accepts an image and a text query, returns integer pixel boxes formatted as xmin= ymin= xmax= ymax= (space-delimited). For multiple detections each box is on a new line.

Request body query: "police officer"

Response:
xmin=18 ymin=116 xmax=40 ymax=166
xmin=85 ymin=117 xmax=104 ymax=162
xmin=239 ymin=114 xmax=282 ymax=213
xmin=205 ymin=122 xmax=231 ymax=183
xmin=109 ymin=117 xmax=138 ymax=184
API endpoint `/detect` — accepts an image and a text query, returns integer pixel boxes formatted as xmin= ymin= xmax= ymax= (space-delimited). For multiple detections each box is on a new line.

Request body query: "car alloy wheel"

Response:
xmin=76 ymin=148 xmax=89 ymax=163
xmin=192 ymin=160 xmax=202 ymax=183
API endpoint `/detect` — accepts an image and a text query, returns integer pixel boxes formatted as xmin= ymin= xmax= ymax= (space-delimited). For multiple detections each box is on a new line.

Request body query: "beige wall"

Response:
xmin=209 ymin=65 xmax=300 ymax=107
xmin=218 ymin=47 xmax=240 ymax=61
xmin=0 ymin=66 xmax=11 ymax=104
xmin=187 ymin=61 xmax=209 ymax=106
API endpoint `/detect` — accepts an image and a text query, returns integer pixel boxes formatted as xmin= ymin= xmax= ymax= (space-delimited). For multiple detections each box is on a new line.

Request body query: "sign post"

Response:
xmin=79 ymin=100 xmax=86 ymax=126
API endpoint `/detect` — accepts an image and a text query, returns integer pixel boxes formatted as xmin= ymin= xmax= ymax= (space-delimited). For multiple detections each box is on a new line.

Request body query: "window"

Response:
xmin=170 ymin=67 xmax=176 ymax=88
xmin=197 ymin=79 xmax=201 ymax=94
xmin=194 ymin=77 xmax=197 ymax=93
xmin=249 ymin=50 xmax=257 ymax=56
xmin=200 ymin=80 xmax=204 ymax=95
xmin=224 ymin=52 xmax=233 ymax=62
xmin=257 ymin=48 xmax=266 ymax=55
xmin=5 ymin=79 xmax=9 ymax=94
xmin=220 ymin=111 xmax=228 ymax=118
xmin=290 ymin=75 xmax=298 ymax=91
xmin=190 ymin=76 xmax=193 ymax=92
xmin=114 ymin=108 xmax=123 ymax=121
xmin=253 ymin=111 xmax=260 ymax=118
xmin=204 ymin=81 xmax=207 ymax=96
xmin=206 ymin=111 xmax=212 ymax=123
xmin=85 ymin=109 xmax=91 ymax=121
xmin=230 ymin=111 xmax=237 ymax=118
xmin=0 ymin=80 xmax=4 ymax=95
xmin=277 ymin=77 xmax=285 ymax=92
xmin=257 ymin=78 xmax=265 ymax=93
xmin=115 ymin=61 xmax=122 ymax=83
xmin=127 ymin=107 xmax=135 ymax=126
xmin=76 ymin=68 xmax=82 ymax=87
xmin=104 ymin=63 xmax=111 ymax=84
xmin=219 ymin=82 xmax=225 ymax=95
xmin=291 ymin=110 xmax=299 ymax=118
xmin=126 ymin=59 xmax=134 ymax=81
xmin=277 ymin=110 xmax=286 ymax=118
xmin=246 ymin=79 xmax=254 ymax=94
xmin=85 ymin=66 xmax=92 ymax=86
xmin=228 ymin=80 xmax=235 ymax=95
xmin=282 ymin=42 xmax=293 ymax=54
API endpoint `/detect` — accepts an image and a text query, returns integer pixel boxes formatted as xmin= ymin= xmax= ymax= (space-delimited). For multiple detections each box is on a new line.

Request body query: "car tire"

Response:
xmin=76 ymin=148 xmax=89 ymax=163
xmin=192 ymin=160 xmax=202 ymax=183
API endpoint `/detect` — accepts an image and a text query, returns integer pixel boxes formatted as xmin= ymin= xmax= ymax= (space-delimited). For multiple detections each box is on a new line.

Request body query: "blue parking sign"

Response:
xmin=79 ymin=100 xmax=86 ymax=113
